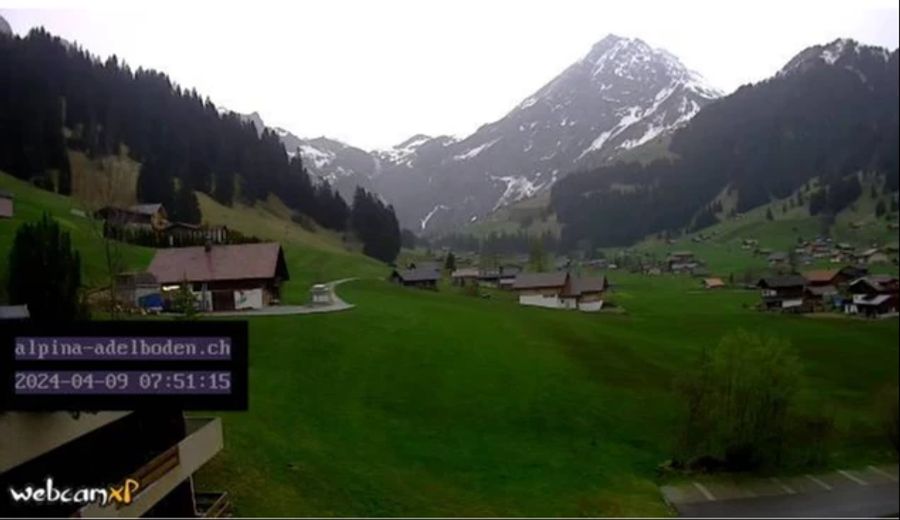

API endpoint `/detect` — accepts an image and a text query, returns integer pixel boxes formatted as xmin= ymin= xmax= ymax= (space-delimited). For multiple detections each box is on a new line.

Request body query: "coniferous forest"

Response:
xmin=0 ymin=28 xmax=399 ymax=261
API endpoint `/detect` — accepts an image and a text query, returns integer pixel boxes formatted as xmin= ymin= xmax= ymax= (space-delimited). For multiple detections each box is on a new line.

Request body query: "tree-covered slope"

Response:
xmin=551 ymin=39 xmax=899 ymax=248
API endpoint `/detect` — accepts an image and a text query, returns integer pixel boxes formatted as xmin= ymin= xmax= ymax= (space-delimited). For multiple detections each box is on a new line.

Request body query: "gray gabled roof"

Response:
xmin=757 ymin=275 xmax=806 ymax=289
xmin=850 ymin=275 xmax=898 ymax=293
xmin=513 ymin=272 xmax=569 ymax=290
xmin=394 ymin=268 xmax=439 ymax=282
xmin=148 ymin=243 xmax=289 ymax=284
xmin=566 ymin=276 xmax=607 ymax=296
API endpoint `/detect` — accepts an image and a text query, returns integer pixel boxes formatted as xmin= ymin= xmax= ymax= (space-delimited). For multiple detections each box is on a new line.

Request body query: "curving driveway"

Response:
xmin=204 ymin=278 xmax=357 ymax=317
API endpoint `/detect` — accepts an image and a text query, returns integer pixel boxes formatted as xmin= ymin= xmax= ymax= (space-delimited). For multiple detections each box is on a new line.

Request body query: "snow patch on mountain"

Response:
xmin=491 ymin=175 xmax=547 ymax=210
xmin=420 ymin=204 xmax=449 ymax=231
xmin=453 ymin=137 xmax=501 ymax=161
xmin=299 ymin=144 xmax=335 ymax=168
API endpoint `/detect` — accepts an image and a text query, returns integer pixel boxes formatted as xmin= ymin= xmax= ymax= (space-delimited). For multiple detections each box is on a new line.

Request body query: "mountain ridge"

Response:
xmin=242 ymin=34 xmax=721 ymax=234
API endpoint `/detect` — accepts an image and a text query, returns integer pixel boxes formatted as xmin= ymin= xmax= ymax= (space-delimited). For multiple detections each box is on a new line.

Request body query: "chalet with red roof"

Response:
xmin=147 ymin=242 xmax=289 ymax=311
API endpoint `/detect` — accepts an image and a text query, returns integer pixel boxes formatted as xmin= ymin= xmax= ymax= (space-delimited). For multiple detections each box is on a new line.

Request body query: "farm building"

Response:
xmin=667 ymin=251 xmax=699 ymax=273
xmin=498 ymin=265 xmax=522 ymax=290
xmin=390 ymin=268 xmax=439 ymax=289
xmin=563 ymin=276 xmax=609 ymax=312
xmin=0 ymin=190 xmax=13 ymax=218
xmin=147 ymin=242 xmax=290 ymax=312
xmin=513 ymin=272 xmax=570 ymax=309
xmin=805 ymin=285 xmax=841 ymax=311
xmin=513 ymin=272 xmax=608 ymax=311
xmin=767 ymin=251 xmax=790 ymax=268
xmin=800 ymin=269 xmax=844 ymax=311
xmin=803 ymin=269 xmax=848 ymax=288
xmin=703 ymin=277 xmax=725 ymax=289
xmin=96 ymin=203 xmax=169 ymax=231
xmin=845 ymin=275 xmax=899 ymax=317
xmin=757 ymin=275 xmax=806 ymax=312
xmin=451 ymin=267 xmax=480 ymax=287
xmin=478 ymin=268 xmax=502 ymax=286
xmin=477 ymin=265 xmax=522 ymax=288
xmin=855 ymin=248 xmax=890 ymax=265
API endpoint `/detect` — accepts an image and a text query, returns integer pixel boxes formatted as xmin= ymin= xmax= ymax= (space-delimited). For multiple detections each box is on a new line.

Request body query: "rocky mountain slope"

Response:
xmin=550 ymin=38 xmax=899 ymax=248
xmin=241 ymin=35 xmax=720 ymax=234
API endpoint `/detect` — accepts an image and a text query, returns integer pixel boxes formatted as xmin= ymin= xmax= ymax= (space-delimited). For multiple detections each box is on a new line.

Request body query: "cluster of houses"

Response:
xmin=665 ymin=251 xmax=708 ymax=275
xmin=96 ymin=203 xmax=229 ymax=246
xmin=757 ymin=266 xmax=898 ymax=318
xmin=745 ymin=237 xmax=899 ymax=269
xmin=389 ymin=262 xmax=610 ymax=312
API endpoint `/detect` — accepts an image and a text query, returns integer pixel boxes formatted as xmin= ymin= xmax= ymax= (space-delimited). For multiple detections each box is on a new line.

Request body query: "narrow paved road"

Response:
xmin=662 ymin=464 xmax=899 ymax=518
xmin=676 ymin=481 xmax=898 ymax=517
xmin=205 ymin=278 xmax=357 ymax=317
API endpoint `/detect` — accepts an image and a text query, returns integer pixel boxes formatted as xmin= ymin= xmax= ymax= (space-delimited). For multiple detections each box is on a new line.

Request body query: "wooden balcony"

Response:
xmin=76 ymin=416 xmax=223 ymax=518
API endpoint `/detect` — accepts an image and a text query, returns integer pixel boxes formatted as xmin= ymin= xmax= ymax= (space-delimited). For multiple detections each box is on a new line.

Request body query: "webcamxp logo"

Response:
xmin=8 ymin=477 xmax=140 ymax=508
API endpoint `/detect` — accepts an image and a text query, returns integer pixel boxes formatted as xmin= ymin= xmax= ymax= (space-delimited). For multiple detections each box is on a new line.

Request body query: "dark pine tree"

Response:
xmin=7 ymin=214 xmax=87 ymax=321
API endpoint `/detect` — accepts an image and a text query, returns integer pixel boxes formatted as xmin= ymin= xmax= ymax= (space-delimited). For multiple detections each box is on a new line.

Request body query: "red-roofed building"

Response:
xmin=147 ymin=242 xmax=289 ymax=311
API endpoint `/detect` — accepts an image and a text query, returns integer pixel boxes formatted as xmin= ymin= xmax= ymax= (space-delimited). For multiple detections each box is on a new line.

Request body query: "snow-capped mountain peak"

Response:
xmin=235 ymin=34 xmax=722 ymax=234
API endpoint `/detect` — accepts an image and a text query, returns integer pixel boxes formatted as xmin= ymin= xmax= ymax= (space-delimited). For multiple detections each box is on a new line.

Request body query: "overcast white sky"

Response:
xmin=2 ymin=0 xmax=898 ymax=149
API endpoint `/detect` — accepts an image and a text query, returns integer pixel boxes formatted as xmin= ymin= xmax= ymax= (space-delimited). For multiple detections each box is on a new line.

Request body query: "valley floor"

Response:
xmin=194 ymin=274 xmax=898 ymax=517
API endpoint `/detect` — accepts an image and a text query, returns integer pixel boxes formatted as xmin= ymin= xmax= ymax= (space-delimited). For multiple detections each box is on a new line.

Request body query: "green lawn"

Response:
xmin=196 ymin=274 xmax=898 ymax=516
xmin=3 ymin=170 xmax=897 ymax=516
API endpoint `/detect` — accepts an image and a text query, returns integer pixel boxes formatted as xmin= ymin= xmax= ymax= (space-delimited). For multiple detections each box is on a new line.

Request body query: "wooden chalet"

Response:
xmin=147 ymin=242 xmax=289 ymax=311
xmin=451 ymin=267 xmax=480 ymax=287
xmin=845 ymin=275 xmax=899 ymax=317
xmin=513 ymin=272 xmax=608 ymax=311
xmin=757 ymin=275 xmax=806 ymax=312
xmin=390 ymin=268 xmax=439 ymax=289
xmin=96 ymin=203 xmax=169 ymax=231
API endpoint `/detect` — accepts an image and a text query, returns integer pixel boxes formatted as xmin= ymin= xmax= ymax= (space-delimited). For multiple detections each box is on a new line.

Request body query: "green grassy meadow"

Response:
xmin=2 ymin=170 xmax=898 ymax=516
xmin=196 ymin=275 xmax=897 ymax=516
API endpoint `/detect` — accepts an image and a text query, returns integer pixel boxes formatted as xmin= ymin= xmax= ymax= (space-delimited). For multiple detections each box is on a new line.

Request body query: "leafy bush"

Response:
xmin=677 ymin=330 xmax=802 ymax=471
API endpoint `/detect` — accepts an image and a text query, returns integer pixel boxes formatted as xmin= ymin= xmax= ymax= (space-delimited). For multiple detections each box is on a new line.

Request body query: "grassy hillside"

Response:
xmin=197 ymin=274 xmax=898 ymax=516
xmin=464 ymin=191 xmax=561 ymax=238
xmin=629 ymin=175 xmax=899 ymax=275
xmin=0 ymin=170 xmax=384 ymax=303
xmin=0 ymin=171 xmax=154 ymax=300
